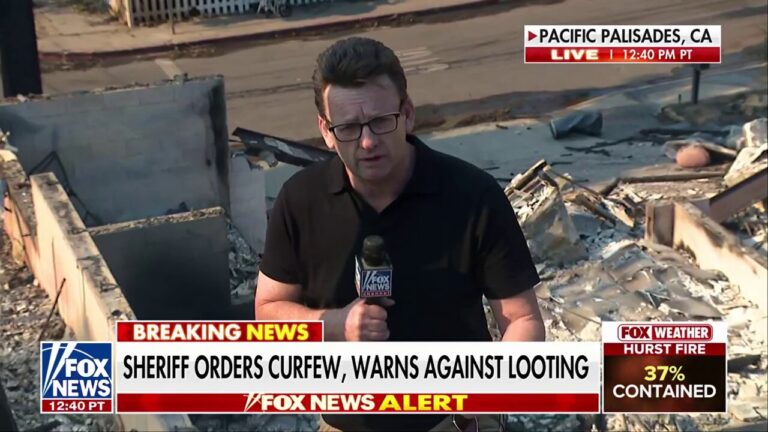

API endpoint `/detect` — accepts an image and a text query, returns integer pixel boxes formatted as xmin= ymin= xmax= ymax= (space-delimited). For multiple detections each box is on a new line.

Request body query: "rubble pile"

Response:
xmin=0 ymin=232 xmax=112 ymax=432
xmin=191 ymin=413 xmax=318 ymax=432
xmin=228 ymin=222 xmax=260 ymax=305
xmin=725 ymin=204 xmax=768 ymax=256
xmin=503 ymin=116 xmax=767 ymax=430
xmin=505 ymin=166 xmax=588 ymax=267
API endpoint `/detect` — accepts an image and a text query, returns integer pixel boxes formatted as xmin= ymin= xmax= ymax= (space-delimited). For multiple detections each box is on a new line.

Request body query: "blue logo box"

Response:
xmin=40 ymin=341 xmax=113 ymax=413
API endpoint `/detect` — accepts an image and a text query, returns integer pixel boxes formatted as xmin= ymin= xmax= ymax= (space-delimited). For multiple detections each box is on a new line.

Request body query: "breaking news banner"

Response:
xmin=524 ymin=25 xmax=721 ymax=64
xmin=40 ymin=342 xmax=114 ymax=413
xmin=602 ymin=321 xmax=728 ymax=413
xmin=113 ymin=321 xmax=601 ymax=414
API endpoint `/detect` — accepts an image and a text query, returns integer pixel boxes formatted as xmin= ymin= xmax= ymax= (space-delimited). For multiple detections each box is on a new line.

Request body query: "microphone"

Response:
xmin=354 ymin=235 xmax=393 ymax=306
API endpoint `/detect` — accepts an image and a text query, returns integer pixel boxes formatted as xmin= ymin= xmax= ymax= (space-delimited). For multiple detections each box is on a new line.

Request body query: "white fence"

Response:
xmin=111 ymin=0 xmax=332 ymax=27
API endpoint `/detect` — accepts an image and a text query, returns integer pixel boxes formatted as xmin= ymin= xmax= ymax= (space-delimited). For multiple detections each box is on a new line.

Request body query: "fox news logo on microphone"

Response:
xmin=40 ymin=342 xmax=113 ymax=413
xmin=355 ymin=257 xmax=393 ymax=298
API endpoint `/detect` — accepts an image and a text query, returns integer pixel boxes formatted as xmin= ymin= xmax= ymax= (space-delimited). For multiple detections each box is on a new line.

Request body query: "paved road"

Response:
xmin=42 ymin=0 xmax=767 ymax=142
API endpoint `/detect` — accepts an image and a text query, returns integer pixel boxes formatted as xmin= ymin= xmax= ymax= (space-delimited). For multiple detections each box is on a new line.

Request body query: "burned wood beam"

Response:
xmin=707 ymin=167 xmax=768 ymax=223
xmin=507 ymin=159 xmax=547 ymax=191
xmin=621 ymin=163 xmax=728 ymax=183
xmin=545 ymin=167 xmax=606 ymax=199
xmin=586 ymin=177 xmax=619 ymax=196
xmin=232 ymin=127 xmax=334 ymax=167
xmin=638 ymin=127 xmax=729 ymax=137
xmin=644 ymin=200 xmax=675 ymax=246
xmin=672 ymin=201 xmax=767 ymax=311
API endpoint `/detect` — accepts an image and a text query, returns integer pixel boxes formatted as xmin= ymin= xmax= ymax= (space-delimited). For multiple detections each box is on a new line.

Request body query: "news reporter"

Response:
xmin=255 ymin=37 xmax=544 ymax=432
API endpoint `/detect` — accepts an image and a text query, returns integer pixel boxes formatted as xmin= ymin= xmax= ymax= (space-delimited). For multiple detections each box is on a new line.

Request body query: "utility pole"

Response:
xmin=0 ymin=0 xmax=43 ymax=98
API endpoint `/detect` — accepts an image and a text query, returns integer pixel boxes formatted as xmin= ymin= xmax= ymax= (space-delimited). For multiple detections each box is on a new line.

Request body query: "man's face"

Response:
xmin=318 ymin=75 xmax=415 ymax=184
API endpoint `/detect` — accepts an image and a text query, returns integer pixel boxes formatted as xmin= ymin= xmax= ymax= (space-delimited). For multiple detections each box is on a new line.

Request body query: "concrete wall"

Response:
xmin=229 ymin=154 xmax=267 ymax=254
xmin=89 ymin=207 xmax=231 ymax=320
xmin=0 ymin=76 xmax=230 ymax=226
xmin=19 ymin=168 xmax=195 ymax=432
xmin=30 ymin=172 xmax=135 ymax=341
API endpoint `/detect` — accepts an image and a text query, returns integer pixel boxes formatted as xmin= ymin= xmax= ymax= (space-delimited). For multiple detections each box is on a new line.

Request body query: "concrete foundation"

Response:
xmin=31 ymin=172 xmax=134 ymax=340
xmin=23 ymin=171 xmax=197 ymax=431
xmin=89 ymin=207 xmax=231 ymax=320
xmin=1 ymin=77 xmax=264 ymax=431
xmin=0 ymin=76 xmax=230 ymax=226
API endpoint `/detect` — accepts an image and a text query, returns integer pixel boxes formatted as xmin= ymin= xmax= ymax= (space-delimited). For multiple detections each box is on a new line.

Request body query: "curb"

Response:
xmin=38 ymin=0 xmax=503 ymax=62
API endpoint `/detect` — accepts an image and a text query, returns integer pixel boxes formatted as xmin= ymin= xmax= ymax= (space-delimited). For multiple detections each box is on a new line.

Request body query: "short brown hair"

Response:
xmin=313 ymin=37 xmax=407 ymax=119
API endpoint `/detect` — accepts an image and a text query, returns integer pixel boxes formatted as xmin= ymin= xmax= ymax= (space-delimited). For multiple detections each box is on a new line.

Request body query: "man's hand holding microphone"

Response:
xmin=339 ymin=235 xmax=394 ymax=341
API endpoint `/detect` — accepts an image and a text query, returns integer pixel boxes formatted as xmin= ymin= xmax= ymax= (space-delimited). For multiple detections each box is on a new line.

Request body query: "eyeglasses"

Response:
xmin=328 ymin=112 xmax=401 ymax=142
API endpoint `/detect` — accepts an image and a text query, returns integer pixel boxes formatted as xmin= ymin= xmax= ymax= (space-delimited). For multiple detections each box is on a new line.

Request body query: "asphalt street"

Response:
xmin=42 ymin=0 xmax=768 ymax=142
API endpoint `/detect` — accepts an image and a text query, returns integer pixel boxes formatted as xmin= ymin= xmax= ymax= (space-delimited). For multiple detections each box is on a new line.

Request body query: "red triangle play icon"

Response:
xmin=528 ymin=31 xmax=537 ymax=41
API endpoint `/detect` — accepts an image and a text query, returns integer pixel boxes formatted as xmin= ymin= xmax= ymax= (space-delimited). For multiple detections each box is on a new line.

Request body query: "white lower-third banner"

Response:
xmin=115 ymin=330 xmax=600 ymax=414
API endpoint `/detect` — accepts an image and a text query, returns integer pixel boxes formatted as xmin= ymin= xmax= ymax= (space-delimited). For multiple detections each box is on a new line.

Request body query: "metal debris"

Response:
xmin=232 ymin=127 xmax=334 ymax=167
xmin=549 ymin=110 xmax=603 ymax=139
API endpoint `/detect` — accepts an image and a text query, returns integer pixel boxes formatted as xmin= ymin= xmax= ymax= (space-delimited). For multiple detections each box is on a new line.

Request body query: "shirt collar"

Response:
xmin=325 ymin=134 xmax=441 ymax=195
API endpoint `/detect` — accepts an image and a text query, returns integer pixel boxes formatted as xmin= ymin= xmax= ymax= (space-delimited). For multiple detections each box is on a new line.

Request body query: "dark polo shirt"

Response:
xmin=260 ymin=135 xmax=539 ymax=431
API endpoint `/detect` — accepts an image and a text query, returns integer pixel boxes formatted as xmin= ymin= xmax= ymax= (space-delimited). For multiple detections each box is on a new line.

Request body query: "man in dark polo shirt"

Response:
xmin=255 ymin=37 xmax=544 ymax=432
